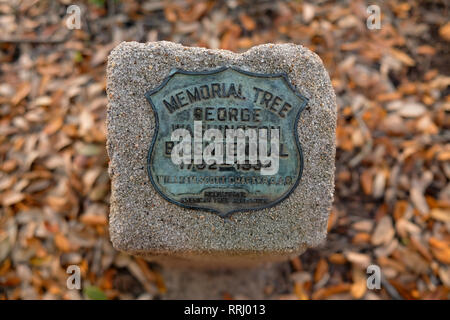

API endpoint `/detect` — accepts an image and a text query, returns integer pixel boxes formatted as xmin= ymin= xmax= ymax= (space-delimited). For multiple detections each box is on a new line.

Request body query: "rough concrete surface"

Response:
xmin=106 ymin=41 xmax=337 ymax=267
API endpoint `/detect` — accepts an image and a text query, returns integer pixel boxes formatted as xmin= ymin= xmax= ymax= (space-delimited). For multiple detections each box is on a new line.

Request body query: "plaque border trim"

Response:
xmin=145 ymin=66 xmax=309 ymax=217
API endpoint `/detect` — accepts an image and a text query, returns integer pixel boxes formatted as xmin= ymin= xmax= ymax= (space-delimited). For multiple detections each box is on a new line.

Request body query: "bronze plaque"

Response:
xmin=146 ymin=67 xmax=308 ymax=216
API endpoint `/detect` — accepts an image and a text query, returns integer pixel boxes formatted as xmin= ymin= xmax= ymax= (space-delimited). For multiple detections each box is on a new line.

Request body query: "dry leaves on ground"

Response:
xmin=0 ymin=0 xmax=449 ymax=300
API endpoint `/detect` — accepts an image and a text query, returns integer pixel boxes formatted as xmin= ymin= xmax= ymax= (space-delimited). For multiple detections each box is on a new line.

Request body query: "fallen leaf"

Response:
xmin=54 ymin=233 xmax=71 ymax=252
xmin=312 ymin=283 xmax=351 ymax=300
xmin=83 ymin=286 xmax=107 ymax=300
xmin=390 ymin=48 xmax=416 ymax=66
xmin=397 ymin=102 xmax=427 ymax=118
xmin=345 ymin=252 xmax=371 ymax=269
xmin=11 ymin=82 xmax=31 ymax=106
xmin=429 ymin=238 xmax=450 ymax=264
xmin=314 ymin=258 xmax=328 ymax=283
xmin=397 ymin=247 xmax=429 ymax=274
xmin=1 ymin=191 xmax=25 ymax=206
xmin=302 ymin=3 xmax=315 ymax=23
xmin=410 ymin=187 xmax=429 ymax=214
xmin=350 ymin=267 xmax=367 ymax=299
xmin=439 ymin=22 xmax=450 ymax=41
xmin=294 ymin=282 xmax=309 ymax=300
xmin=430 ymin=208 xmax=450 ymax=222
xmin=239 ymin=14 xmax=256 ymax=31
xmin=371 ymin=216 xmax=395 ymax=246
xmin=360 ymin=170 xmax=373 ymax=195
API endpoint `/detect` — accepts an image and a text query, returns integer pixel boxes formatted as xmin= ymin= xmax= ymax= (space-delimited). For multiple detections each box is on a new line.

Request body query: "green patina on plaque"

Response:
xmin=145 ymin=67 xmax=308 ymax=216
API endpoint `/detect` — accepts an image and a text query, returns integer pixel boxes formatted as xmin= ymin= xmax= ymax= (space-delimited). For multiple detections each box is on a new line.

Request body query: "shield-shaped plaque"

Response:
xmin=145 ymin=67 xmax=308 ymax=216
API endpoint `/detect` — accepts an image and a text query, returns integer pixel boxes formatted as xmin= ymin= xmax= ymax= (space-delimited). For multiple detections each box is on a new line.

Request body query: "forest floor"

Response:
xmin=0 ymin=0 xmax=449 ymax=299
